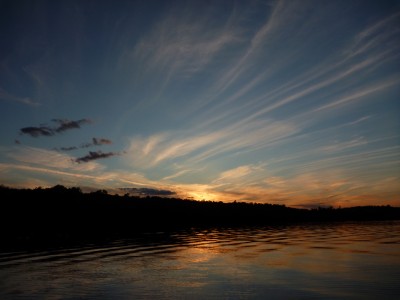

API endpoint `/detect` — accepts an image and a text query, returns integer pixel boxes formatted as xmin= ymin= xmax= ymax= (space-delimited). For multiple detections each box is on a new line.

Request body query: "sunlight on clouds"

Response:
xmin=195 ymin=163 xmax=400 ymax=207
xmin=126 ymin=119 xmax=298 ymax=169
xmin=190 ymin=119 xmax=299 ymax=163
xmin=213 ymin=164 xmax=266 ymax=186
xmin=264 ymin=176 xmax=286 ymax=187
xmin=0 ymin=163 xmax=103 ymax=184
xmin=0 ymin=162 xmax=161 ymax=192
xmin=172 ymin=183 xmax=221 ymax=201
xmin=6 ymin=146 xmax=103 ymax=172
xmin=318 ymin=137 xmax=367 ymax=153
xmin=117 ymin=1 xmax=399 ymax=208
xmin=1 ymin=1 xmax=399 ymax=208
xmin=214 ymin=165 xmax=254 ymax=182
xmin=153 ymin=132 xmax=224 ymax=165
xmin=162 ymin=169 xmax=191 ymax=181
xmin=126 ymin=131 xmax=224 ymax=168
xmin=1 ymin=157 xmax=398 ymax=207
xmin=142 ymin=134 xmax=166 ymax=156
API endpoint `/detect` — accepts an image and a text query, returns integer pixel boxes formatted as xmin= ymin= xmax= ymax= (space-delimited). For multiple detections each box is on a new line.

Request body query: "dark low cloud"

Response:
xmin=93 ymin=137 xmax=112 ymax=145
xmin=52 ymin=118 xmax=92 ymax=133
xmin=20 ymin=118 xmax=92 ymax=137
xmin=58 ymin=137 xmax=113 ymax=151
xmin=80 ymin=142 xmax=92 ymax=148
xmin=60 ymin=146 xmax=78 ymax=151
xmin=75 ymin=151 xmax=119 ymax=163
xmin=20 ymin=126 xmax=54 ymax=137
xmin=80 ymin=137 xmax=112 ymax=148
xmin=294 ymin=202 xmax=331 ymax=209
xmin=120 ymin=187 xmax=176 ymax=196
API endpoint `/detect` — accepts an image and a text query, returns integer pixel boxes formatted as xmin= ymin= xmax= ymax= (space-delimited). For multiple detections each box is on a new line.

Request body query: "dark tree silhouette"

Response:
xmin=0 ymin=185 xmax=399 ymax=247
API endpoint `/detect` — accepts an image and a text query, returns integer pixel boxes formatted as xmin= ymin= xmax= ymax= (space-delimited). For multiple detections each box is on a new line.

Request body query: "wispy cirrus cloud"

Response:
xmin=346 ymin=12 xmax=400 ymax=58
xmin=127 ymin=118 xmax=298 ymax=168
xmin=213 ymin=164 xmax=262 ymax=182
xmin=188 ymin=8 xmax=400 ymax=132
xmin=123 ymin=7 xmax=399 ymax=208
xmin=132 ymin=4 xmax=241 ymax=78
xmin=0 ymin=87 xmax=41 ymax=107
xmin=312 ymin=77 xmax=400 ymax=113
xmin=162 ymin=169 xmax=192 ymax=181
xmin=0 ymin=158 xmax=179 ymax=197
xmin=1 ymin=1 xmax=398 ymax=209
xmin=205 ymin=165 xmax=400 ymax=207
xmin=5 ymin=146 xmax=102 ymax=172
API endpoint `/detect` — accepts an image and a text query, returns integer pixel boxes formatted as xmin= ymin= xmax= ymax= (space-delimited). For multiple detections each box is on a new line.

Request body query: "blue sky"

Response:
xmin=0 ymin=0 xmax=399 ymax=208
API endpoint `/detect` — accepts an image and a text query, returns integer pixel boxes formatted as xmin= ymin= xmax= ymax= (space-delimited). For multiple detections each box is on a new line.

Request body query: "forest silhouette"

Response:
xmin=1 ymin=185 xmax=399 ymax=247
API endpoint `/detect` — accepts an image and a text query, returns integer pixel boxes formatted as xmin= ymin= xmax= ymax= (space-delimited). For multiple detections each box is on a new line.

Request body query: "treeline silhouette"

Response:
xmin=1 ymin=185 xmax=399 ymax=245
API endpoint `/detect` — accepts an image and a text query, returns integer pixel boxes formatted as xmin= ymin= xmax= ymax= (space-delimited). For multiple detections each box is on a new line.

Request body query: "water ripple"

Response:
xmin=1 ymin=221 xmax=399 ymax=299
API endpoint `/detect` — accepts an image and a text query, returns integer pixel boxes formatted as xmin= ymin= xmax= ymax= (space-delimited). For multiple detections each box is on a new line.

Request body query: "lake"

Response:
xmin=0 ymin=221 xmax=399 ymax=299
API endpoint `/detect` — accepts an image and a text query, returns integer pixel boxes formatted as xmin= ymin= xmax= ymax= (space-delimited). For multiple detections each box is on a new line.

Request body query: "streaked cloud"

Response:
xmin=5 ymin=146 xmax=102 ymax=172
xmin=132 ymin=4 xmax=241 ymax=78
xmin=312 ymin=77 xmax=400 ymax=113
xmin=0 ymin=1 xmax=399 ymax=207
xmin=126 ymin=119 xmax=298 ymax=168
xmin=213 ymin=164 xmax=265 ymax=184
xmin=162 ymin=169 xmax=192 ymax=181
xmin=0 ymin=87 xmax=41 ymax=106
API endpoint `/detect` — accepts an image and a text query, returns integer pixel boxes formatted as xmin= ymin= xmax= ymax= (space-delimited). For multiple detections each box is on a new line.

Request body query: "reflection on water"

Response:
xmin=1 ymin=221 xmax=399 ymax=299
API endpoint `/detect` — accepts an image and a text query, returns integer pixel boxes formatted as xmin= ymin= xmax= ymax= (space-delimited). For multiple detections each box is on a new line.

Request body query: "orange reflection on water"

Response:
xmin=1 ymin=222 xmax=399 ymax=299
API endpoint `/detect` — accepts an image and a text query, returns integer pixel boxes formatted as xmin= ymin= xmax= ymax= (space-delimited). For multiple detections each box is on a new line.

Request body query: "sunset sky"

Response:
xmin=0 ymin=0 xmax=399 ymax=208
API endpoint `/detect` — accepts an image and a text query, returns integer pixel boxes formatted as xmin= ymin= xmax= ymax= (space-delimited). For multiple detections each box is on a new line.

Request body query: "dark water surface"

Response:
xmin=1 ymin=221 xmax=399 ymax=299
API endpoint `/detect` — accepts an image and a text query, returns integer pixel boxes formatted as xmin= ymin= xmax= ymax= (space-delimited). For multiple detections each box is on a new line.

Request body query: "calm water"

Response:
xmin=1 ymin=221 xmax=399 ymax=299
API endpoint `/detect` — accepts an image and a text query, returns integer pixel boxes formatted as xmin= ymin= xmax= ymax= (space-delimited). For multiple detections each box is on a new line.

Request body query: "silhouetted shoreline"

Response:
xmin=1 ymin=185 xmax=399 ymax=248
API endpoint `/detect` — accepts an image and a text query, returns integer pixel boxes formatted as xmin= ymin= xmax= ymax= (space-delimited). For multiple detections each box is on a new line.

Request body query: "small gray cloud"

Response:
xmin=120 ymin=187 xmax=176 ymax=196
xmin=52 ymin=118 xmax=92 ymax=133
xmin=93 ymin=137 xmax=112 ymax=145
xmin=80 ymin=142 xmax=93 ymax=148
xmin=57 ymin=137 xmax=113 ymax=152
xmin=20 ymin=118 xmax=92 ymax=137
xmin=80 ymin=137 xmax=113 ymax=148
xmin=20 ymin=126 xmax=54 ymax=137
xmin=75 ymin=151 xmax=119 ymax=163
xmin=60 ymin=146 xmax=78 ymax=151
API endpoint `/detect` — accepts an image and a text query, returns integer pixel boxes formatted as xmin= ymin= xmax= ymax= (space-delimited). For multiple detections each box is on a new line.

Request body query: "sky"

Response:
xmin=0 ymin=0 xmax=399 ymax=208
